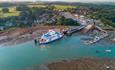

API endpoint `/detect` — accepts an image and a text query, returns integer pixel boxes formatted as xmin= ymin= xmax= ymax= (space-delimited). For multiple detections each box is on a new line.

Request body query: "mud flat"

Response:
xmin=0 ymin=25 xmax=68 ymax=45
xmin=47 ymin=58 xmax=115 ymax=70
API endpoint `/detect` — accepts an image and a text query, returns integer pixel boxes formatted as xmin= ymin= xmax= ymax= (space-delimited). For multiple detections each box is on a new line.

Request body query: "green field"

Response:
xmin=28 ymin=4 xmax=46 ymax=8
xmin=0 ymin=7 xmax=20 ymax=18
xmin=28 ymin=4 xmax=77 ymax=9
xmin=54 ymin=5 xmax=78 ymax=10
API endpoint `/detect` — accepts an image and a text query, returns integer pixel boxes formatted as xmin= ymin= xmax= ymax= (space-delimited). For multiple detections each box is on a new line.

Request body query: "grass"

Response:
xmin=98 ymin=22 xmax=114 ymax=29
xmin=28 ymin=4 xmax=78 ymax=10
xmin=54 ymin=5 xmax=78 ymax=10
xmin=28 ymin=4 xmax=46 ymax=8
xmin=0 ymin=6 xmax=20 ymax=18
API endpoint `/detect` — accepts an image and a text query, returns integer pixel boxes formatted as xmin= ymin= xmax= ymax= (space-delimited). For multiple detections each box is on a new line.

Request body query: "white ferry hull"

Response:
xmin=39 ymin=35 xmax=63 ymax=44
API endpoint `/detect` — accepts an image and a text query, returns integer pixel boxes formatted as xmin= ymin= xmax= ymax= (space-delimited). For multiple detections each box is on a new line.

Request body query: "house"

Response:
xmin=5 ymin=22 xmax=14 ymax=27
xmin=0 ymin=26 xmax=5 ymax=30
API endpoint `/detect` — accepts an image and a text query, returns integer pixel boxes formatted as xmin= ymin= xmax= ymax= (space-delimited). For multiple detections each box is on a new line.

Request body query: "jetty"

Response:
xmin=84 ymin=33 xmax=108 ymax=45
xmin=84 ymin=25 xmax=109 ymax=45
xmin=83 ymin=24 xmax=95 ymax=33
xmin=63 ymin=25 xmax=85 ymax=35
xmin=96 ymin=26 xmax=107 ymax=32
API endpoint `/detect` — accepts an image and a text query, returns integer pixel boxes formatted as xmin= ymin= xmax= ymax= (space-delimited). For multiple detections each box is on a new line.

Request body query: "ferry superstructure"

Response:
xmin=39 ymin=29 xmax=63 ymax=44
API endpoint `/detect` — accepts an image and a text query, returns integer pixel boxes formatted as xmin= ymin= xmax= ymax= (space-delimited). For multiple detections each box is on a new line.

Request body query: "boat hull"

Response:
xmin=39 ymin=36 xmax=63 ymax=44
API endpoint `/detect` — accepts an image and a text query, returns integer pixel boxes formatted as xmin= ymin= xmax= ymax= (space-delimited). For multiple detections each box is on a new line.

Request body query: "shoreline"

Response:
xmin=0 ymin=25 xmax=114 ymax=46
xmin=26 ymin=58 xmax=115 ymax=70
xmin=47 ymin=58 xmax=115 ymax=70
xmin=0 ymin=25 xmax=69 ymax=46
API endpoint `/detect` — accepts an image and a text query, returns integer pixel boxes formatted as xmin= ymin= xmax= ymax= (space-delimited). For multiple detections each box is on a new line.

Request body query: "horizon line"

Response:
xmin=0 ymin=0 xmax=115 ymax=3
xmin=0 ymin=1 xmax=115 ymax=3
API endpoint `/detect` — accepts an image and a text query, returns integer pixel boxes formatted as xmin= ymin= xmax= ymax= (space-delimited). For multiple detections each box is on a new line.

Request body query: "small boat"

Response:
xmin=39 ymin=29 xmax=63 ymax=44
xmin=113 ymin=38 xmax=115 ymax=41
xmin=111 ymin=38 xmax=115 ymax=42
xmin=106 ymin=66 xmax=110 ymax=69
xmin=105 ymin=50 xmax=112 ymax=53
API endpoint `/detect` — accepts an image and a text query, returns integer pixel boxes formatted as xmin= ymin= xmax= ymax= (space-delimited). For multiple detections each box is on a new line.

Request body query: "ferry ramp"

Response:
xmin=82 ymin=24 xmax=95 ymax=33
xmin=65 ymin=25 xmax=85 ymax=34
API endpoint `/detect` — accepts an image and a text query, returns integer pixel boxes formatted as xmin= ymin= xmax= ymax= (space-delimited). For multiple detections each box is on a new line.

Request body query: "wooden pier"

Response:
xmin=84 ymin=25 xmax=109 ymax=45
xmin=63 ymin=25 xmax=85 ymax=35
xmin=84 ymin=33 xmax=108 ymax=45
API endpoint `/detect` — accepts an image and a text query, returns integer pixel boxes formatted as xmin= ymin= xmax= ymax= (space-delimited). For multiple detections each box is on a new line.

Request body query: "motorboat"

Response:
xmin=105 ymin=50 xmax=112 ymax=53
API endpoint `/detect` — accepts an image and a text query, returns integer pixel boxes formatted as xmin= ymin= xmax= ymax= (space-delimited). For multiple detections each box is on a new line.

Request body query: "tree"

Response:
xmin=63 ymin=18 xmax=80 ymax=26
xmin=57 ymin=16 xmax=80 ymax=26
xmin=2 ymin=8 xmax=9 ymax=13
xmin=101 ymin=18 xmax=115 ymax=27
xmin=57 ymin=16 xmax=65 ymax=25
xmin=16 ymin=6 xmax=30 ymax=11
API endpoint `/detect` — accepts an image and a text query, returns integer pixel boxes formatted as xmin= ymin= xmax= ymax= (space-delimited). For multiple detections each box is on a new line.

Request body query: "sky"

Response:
xmin=0 ymin=0 xmax=115 ymax=2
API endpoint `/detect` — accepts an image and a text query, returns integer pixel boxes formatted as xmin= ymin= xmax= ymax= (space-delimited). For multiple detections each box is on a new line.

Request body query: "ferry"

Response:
xmin=39 ymin=29 xmax=63 ymax=44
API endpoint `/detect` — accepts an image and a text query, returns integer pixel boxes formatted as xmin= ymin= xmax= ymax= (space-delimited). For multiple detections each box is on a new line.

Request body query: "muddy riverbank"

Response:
xmin=47 ymin=58 xmax=115 ymax=70
xmin=0 ymin=25 xmax=69 ymax=45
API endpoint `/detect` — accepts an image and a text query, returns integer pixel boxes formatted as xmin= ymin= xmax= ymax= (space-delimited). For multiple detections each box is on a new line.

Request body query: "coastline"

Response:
xmin=0 ymin=25 xmax=114 ymax=46
xmin=0 ymin=25 xmax=69 ymax=46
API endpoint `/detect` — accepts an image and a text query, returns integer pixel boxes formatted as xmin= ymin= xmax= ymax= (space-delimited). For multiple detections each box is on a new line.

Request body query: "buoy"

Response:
xmin=113 ymin=38 xmax=115 ymax=41
xmin=106 ymin=66 xmax=110 ymax=70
